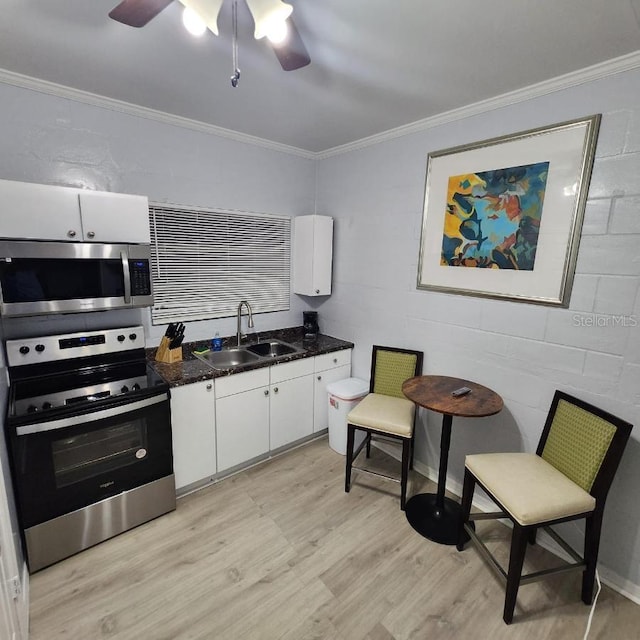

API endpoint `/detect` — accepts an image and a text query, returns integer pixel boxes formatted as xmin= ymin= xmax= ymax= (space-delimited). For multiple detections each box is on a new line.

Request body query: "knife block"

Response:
xmin=155 ymin=336 xmax=183 ymax=364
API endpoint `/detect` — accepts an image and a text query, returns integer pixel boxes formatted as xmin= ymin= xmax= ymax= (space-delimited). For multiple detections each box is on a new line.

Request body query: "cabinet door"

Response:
xmin=313 ymin=364 xmax=351 ymax=432
xmin=270 ymin=374 xmax=314 ymax=450
xmin=170 ymin=380 xmax=216 ymax=490
xmin=216 ymin=387 xmax=270 ymax=472
xmin=293 ymin=215 xmax=333 ymax=296
xmin=78 ymin=191 xmax=150 ymax=243
xmin=311 ymin=216 xmax=333 ymax=295
xmin=0 ymin=178 xmax=81 ymax=241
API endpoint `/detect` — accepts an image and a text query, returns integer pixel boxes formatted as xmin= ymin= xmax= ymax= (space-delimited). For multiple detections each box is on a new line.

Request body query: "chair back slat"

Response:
xmin=371 ymin=348 xmax=421 ymax=398
xmin=538 ymin=392 xmax=632 ymax=498
xmin=541 ymin=399 xmax=615 ymax=492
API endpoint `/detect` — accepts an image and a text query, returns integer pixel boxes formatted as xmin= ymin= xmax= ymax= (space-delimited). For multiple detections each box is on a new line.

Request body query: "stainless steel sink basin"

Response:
xmin=245 ymin=340 xmax=299 ymax=358
xmin=193 ymin=348 xmax=262 ymax=370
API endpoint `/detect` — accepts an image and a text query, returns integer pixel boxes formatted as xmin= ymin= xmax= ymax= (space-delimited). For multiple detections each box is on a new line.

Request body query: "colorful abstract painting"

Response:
xmin=441 ymin=162 xmax=549 ymax=270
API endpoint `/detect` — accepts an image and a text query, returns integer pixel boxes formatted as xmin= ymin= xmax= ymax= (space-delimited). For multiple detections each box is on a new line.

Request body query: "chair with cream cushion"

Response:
xmin=457 ymin=390 xmax=632 ymax=624
xmin=344 ymin=345 xmax=423 ymax=510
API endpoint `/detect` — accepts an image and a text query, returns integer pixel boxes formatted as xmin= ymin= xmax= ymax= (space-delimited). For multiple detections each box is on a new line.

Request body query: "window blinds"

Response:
xmin=149 ymin=204 xmax=291 ymax=325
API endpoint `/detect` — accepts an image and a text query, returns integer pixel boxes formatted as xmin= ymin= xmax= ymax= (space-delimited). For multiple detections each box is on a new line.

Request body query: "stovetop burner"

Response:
xmin=5 ymin=325 xmax=168 ymax=423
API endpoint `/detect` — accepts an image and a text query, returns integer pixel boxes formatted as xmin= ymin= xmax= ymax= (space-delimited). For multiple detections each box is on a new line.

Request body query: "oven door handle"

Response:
xmin=121 ymin=250 xmax=131 ymax=304
xmin=15 ymin=393 xmax=169 ymax=436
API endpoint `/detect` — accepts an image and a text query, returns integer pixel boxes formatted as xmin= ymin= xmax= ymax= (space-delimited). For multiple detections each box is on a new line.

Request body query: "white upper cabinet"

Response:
xmin=0 ymin=178 xmax=150 ymax=244
xmin=293 ymin=215 xmax=333 ymax=296
xmin=0 ymin=178 xmax=81 ymax=241
xmin=78 ymin=190 xmax=150 ymax=243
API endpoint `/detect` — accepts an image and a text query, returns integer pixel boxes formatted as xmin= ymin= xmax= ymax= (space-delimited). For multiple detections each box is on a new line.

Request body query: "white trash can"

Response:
xmin=326 ymin=377 xmax=369 ymax=455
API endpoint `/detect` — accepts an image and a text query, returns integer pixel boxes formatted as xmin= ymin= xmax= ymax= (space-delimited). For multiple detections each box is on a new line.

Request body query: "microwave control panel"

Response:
xmin=129 ymin=260 xmax=152 ymax=296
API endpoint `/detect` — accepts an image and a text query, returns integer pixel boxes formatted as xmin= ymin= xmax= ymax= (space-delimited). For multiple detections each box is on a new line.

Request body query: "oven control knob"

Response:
xmin=129 ymin=333 xmax=137 ymax=341
xmin=19 ymin=346 xmax=30 ymax=355
xmin=42 ymin=401 xmax=52 ymax=410
xmin=117 ymin=335 xmax=126 ymax=342
xmin=132 ymin=383 xmax=141 ymax=391
xmin=35 ymin=344 xmax=45 ymax=353
xmin=121 ymin=385 xmax=129 ymax=393
xmin=27 ymin=405 xmax=38 ymax=413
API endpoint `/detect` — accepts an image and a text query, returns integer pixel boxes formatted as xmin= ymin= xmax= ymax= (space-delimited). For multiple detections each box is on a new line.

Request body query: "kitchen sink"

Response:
xmin=193 ymin=348 xmax=262 ymax=370
xmin=245 ymin=340 xmax=299 ymax=358
xmin=193 ymin=339 xmax=301 ymax=370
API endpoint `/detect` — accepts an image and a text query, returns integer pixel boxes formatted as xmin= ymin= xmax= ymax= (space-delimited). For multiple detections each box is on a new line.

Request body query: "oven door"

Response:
xmin=8 ymin=392 xmax=172 ymax=529
xmin=0 ymin=240 xmax=153 ymax=317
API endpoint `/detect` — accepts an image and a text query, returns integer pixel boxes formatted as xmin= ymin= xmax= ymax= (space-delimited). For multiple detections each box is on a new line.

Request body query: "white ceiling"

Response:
xmin=2 ymin=0 xmax=640 ymax=153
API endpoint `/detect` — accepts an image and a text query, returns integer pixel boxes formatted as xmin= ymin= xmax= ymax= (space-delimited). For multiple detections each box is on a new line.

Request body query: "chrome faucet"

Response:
xmin=236 ymin=300 xmax=254 ymax=346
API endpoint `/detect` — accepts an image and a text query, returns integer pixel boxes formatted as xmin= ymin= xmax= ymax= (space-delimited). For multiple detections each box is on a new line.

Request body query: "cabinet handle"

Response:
xmin=333 ymin=358 xmax=337 ymax=364
xmin=317 ymin=375 xmax=322 ymax=381
xmin=273 ymin=387 xmax=279 ymax=393
xmin=315 ymin=289 xmax=320 ymax=294
xmin=206 ymin=383 xmax=212 ymax=390
xmin=264 ymin=389 xmax=269 ymax=396
xmin=67 ymin=230 xmax=76 ymax=238
xmin=87 ymin=231 xmax=95 ymax=239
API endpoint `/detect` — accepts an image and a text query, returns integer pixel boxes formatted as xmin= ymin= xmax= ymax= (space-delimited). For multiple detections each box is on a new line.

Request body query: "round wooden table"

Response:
xmin=402 ymin=375 xmax=503 ymax=545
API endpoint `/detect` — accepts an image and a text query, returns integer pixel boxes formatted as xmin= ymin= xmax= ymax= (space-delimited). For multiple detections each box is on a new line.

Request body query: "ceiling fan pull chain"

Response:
xmin=230 ymin=0 xmax=241 ymax=87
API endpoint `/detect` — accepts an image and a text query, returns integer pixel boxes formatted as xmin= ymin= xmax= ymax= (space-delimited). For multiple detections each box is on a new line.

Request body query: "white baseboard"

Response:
xmin=372 ymin=441 xmax=640 ymax=605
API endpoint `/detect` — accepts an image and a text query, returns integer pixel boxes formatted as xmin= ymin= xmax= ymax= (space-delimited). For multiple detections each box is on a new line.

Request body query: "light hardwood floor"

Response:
xmin=29 ymin=438 xmax=640 ymax=639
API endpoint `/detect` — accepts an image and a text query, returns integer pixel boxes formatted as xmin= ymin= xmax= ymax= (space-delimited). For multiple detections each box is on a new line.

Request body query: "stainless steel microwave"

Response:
xmin=0 ymin=240 xmax=153 ymax=317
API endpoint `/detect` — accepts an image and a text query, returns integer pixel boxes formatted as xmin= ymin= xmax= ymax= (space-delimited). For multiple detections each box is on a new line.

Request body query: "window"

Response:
xmin=149 ymin=204 xmax=291 ymax=325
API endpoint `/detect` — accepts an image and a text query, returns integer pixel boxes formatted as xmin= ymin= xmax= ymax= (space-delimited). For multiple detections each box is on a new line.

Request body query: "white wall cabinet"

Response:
xmin=215 ymin=368 xmax=270 ymax=473
xmin=293 ymin=215 xmax=333 ymax=296
xmin=170 ymin=380 xmax=216 ymax=491
xmin=269 ymin=358 xmax=314 ymax=450
xmin=77 ymin=190 xmax=150 ymax=243
xmin=313 ymin=350 xmax=352 ymax=433
xmin=0 ymin=177 xmax=150 ymax=243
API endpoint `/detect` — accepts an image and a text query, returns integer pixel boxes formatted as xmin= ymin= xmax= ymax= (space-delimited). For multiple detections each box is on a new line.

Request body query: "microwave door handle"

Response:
xmin=121 ymin=251 xmax=131 ymax=303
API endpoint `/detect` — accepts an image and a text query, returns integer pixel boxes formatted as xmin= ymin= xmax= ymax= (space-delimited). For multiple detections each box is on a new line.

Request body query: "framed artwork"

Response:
xmin=417 ymin=115 xmax=601 ymax=306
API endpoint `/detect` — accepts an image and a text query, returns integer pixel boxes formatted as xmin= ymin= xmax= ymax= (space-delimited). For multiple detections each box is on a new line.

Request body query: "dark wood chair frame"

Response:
xmin=344 ymin=345 xmax=424 ymax=510
xmin=456 ymin=390 xmax=632 ymax=624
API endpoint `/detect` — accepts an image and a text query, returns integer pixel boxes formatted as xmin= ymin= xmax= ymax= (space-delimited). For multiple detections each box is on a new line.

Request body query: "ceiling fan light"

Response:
xmin=245 ymin=0 xmax=292 ymax=40
xmin=182 ymin=7 xmax=206 ymax=36
xmin=266 ymin=20 xmax=288 ymax=44
xmin=178 ymin=0 xmax=224 ymax=36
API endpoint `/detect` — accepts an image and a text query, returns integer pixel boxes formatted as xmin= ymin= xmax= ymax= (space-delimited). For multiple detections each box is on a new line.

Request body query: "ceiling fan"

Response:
xmin=109 ymin=0 xmax=311 ymax=75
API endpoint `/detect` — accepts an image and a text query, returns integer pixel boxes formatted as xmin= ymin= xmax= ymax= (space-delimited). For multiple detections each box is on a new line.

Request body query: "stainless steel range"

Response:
xmin=4 ymin=325 xmax=175 ymax=572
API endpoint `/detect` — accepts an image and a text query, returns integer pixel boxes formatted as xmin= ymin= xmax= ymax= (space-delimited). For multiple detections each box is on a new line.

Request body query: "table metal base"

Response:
xmin=405 ymin=493 xmax=470 ymax=546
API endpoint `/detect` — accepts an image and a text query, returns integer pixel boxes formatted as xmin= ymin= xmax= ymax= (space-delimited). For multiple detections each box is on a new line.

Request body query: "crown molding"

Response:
xmin=2 ymin=51 xmax=640 ymax=161
xmin=0 ymin=68 xmax=316 ymax=160
xmin=315 ymin=50 xmax=640 ymax=159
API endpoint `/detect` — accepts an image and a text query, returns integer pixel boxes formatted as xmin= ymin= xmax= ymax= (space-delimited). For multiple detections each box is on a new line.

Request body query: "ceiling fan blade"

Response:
xmin=270 ymin=17 xmax=310 ymax=71
xmin=109 ymin=0 xmax=175 ymax=27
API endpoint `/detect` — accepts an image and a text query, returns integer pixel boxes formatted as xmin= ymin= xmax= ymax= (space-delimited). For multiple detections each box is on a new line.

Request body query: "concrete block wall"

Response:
xmin=317 ymin=68 xmax=640 ymax=599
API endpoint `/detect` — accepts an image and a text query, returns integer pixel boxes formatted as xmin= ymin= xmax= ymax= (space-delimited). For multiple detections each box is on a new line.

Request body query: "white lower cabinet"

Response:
xmin=269 ymin=358 xmax=314 ymax=450
xmin=215 ymin=368 xmax=270 ymax=473
xmin=313 ymin=350 xmax=352 ymax=432
xmin=170 ymin=380 xmax=216 ymax=491
xmin=170 ymin=348 xmax=352 ymax=488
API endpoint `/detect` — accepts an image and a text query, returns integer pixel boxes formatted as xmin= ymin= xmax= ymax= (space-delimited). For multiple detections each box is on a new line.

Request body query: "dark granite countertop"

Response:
xmin=147 ymin=326 xmax=354 ymax=388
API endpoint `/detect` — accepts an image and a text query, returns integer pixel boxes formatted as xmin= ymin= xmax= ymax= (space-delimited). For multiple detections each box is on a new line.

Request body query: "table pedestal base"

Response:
xmin=405 ymin=493 xmax=470 ymax=546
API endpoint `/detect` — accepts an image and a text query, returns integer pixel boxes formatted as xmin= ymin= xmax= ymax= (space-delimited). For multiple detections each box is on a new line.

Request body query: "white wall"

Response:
xmin=0 ymin=324 xmax=28 ymax=638
xmin=0 ymin=81 xmax=316 ymax=344
xmin=316 ymin=68 xmax=640 ymax=598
